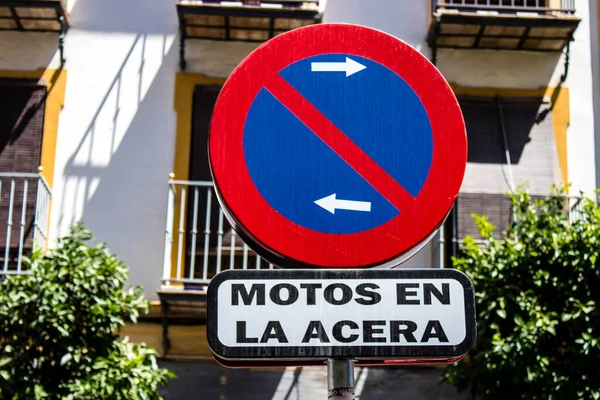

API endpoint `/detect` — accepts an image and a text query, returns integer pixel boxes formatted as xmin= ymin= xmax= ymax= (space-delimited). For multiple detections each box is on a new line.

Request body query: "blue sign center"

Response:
xmin=243 ymin=54 xmax=433 ymax=234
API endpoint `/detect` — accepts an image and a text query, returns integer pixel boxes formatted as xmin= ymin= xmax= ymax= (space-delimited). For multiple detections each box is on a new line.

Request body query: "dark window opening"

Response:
xmin=459 ymin=96 xmax=544 ymax=164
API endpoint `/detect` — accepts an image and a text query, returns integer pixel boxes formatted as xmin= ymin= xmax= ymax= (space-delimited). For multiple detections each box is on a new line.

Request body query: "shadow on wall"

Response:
xmin=57 ymin=33 xmax=177 ymax=295
xmin=323 ymin=0 xmax=431 ymax=54
xmin=56 ymin=0 xmax=179 ymax=296
xmin=0 ymin=31 xmax=61 ymax=71
xmin=458 ymin=96 xmax=550 ymax=165
xmin=67 ymin=0 xmax=177 ymax=33
xmin=438 ymin=48 xmax=564 ymax=89
xmin=158 ymin=362 xmax=466 ymax=400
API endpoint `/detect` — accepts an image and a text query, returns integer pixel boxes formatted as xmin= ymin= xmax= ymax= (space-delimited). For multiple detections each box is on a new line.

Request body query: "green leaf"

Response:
xmin=444 ymin=184 xmax=600 ymax=399
xmin=0 ymin=370 xmax=10 ymax=380
xmin=0 ymin=357 xmax=11 ymax=369
xmin=60 ymin=353 xmax=72 ymax=366
xmin=0 ymin=223 xmax=173 ymax=398
xmin=34 ymin=384 xmax=48 ymax=397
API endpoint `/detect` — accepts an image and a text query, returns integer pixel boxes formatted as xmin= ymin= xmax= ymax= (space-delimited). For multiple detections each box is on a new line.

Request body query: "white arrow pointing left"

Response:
xmin=310 ymin=57 xmax=367 ymax=77
xmin=314 ymin=193 xmax=372 ymax=215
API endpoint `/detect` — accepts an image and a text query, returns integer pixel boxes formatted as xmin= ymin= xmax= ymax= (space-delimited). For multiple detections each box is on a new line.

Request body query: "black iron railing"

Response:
xmin=433 ymin=0 xmax=576 ymax=14
xmin=186 ymin=0 xmax=318 ymax=7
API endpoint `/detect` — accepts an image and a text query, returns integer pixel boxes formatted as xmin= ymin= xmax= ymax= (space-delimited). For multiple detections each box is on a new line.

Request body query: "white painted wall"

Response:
xmin=567 ymin=0 xmax=597 ymax=196
xmin=50 ymin=0 xmax=179 ymax=300
xmin=52 ymin=0 xmax=255 ymax=299
xmin=0 ymin=0 xmax=178 ymax=299
xmin=591 ymin=0 xmax=600 ymax=194
xmin=0 ymin=0 xmax=596 ymax=293
xmin=438 ymin=49 xmax=565 ymax=89
xmin=323 ymin=0 xmax=431 ymax=55
xmin=0 ymin=0 xmax=260 ymax=300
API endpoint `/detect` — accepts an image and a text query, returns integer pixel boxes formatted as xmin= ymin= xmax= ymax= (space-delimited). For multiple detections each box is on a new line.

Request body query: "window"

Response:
xmin=444 ymin=95 xmax=560 ymax=260
xmin=185 ymin=85 xmax=239 ymax=279
xmin=0 ymin=82 xmax=45 ymax=174
xmin=0 ymin=81 xmax=46 ymax=268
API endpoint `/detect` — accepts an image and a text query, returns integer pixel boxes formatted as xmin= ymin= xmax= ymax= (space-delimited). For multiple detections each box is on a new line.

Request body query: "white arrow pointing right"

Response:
xmin=310 ymin=57 xmax=367 ymax=77
xmin=314 ymin=194 xmax=372 ymax=215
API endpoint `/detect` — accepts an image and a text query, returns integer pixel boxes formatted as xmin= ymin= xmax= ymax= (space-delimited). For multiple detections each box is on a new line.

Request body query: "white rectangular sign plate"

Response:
xmin=207 ymin=269 xmax=476 ymax=362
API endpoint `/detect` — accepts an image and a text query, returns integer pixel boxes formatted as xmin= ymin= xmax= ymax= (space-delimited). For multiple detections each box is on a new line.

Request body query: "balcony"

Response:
xmin=0 ymin=172 xmax=51 ymax=277
xmin=161 ymin=179 xmax=585 ymax=284
xmin=159 ymin=179 xmax=277 ymax=354
xmin=157 ymin=179 xmax=587 ymax=354
xmin=161 ymin=179 xmax=275 ymax=291
xmin=0 ymin=0 xmax=68 ymax=32
xmin=176 ymin=0 xmax=322 ymax=69
xmin=428 ymin=0 xmax=580 ymax=52
xmin=0 ymin=0 xmax=69 ymax=64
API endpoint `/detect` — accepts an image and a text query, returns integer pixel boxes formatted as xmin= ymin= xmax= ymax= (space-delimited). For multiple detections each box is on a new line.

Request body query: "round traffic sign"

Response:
xmin=209 ymin=23 xmax=467 ymax=268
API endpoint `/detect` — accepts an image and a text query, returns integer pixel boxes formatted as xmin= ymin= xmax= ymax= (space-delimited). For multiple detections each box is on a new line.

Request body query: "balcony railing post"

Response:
xmin=202 ymin=188 xmax=212 ymax=282
xmin=31 ymin=173 xmax=51 ymax=254
xmin=229 ymin=229 xmax=237 ymax=270
xmin=41 ymin=176 xmax=51 ymax=246
xmin=216 ymin=209 xmax=224 ymax=274
xmin=188 ymin=186 xmax=200 ymax=281
xmin=33 ymin=176 xmax=42 ymax=250
xmin=175 ymin=186 xmax=187 ymax=281
xmin=3 ymin=179 xmax=16 ymax=272
xmin=16 ymin=179 xmax=29 ymax=272
xmin=243 ymin=243 xmax=249 ymax=270
xmin=162 ymin=183 xmax=175 ymax=284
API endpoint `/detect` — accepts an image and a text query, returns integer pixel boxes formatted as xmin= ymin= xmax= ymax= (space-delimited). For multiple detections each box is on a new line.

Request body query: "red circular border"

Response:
xmin=209 ymin=23 xmax=467 ymax=268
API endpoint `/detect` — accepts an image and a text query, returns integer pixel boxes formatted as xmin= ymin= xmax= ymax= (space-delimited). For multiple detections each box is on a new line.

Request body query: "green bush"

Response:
xmin=443 ymin=187 xmax=600 ymax=399
xmin=0 ymin=223 xmax=174 ymax=399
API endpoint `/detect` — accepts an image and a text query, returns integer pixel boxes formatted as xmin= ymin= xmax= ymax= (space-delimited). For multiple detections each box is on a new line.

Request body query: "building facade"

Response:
xmin=0 ymin=0 xmax=598 ymax=366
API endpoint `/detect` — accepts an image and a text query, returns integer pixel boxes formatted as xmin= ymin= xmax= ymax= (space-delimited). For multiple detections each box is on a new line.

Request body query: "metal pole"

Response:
xmin=327 ymin=359 xmax=355 ymax=400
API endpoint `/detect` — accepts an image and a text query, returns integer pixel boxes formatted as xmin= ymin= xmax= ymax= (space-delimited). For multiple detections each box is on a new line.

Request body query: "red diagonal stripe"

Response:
xmin=264 ymin=74 xmax=416 ymax=213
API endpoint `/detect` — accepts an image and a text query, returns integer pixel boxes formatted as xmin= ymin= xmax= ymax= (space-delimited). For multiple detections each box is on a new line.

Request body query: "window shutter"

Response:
xmin=458 ymin=96 xmax=559 ymax=195
xmin=450 ymin=95 xmax=560 ymax=243
xmin=187 ymin=85 xmax=229 ymax=260
xmin=500 ymin=97 xmax=560 ymax=194
xmin=189 ymin=85 xmax=221 ymax=181
xmin=0 ymin=82 xmax=45 ymax=173
xmin=456 ymin=193 xmax=514 ymax=240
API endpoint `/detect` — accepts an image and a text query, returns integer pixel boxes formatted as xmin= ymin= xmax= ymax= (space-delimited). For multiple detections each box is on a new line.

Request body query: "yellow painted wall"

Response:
xmin=173 ymin=73 xmax=226 ymax=183
xmin=169 ymin=73 xmax=225 ymax=280
xmin=121 ymin=322 xmax=212 ymax=360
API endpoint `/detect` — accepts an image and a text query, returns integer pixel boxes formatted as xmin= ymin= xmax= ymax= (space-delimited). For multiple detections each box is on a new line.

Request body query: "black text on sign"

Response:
xmin=207 ymin=269 xmax=476 ymax=362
